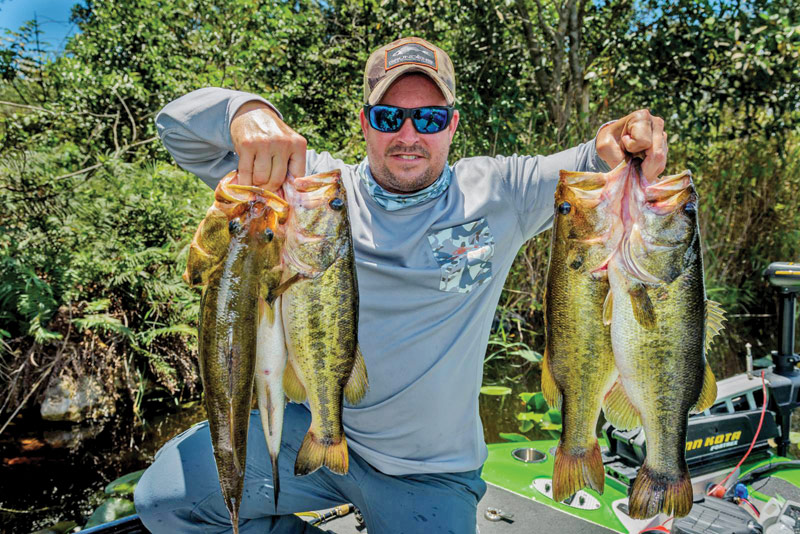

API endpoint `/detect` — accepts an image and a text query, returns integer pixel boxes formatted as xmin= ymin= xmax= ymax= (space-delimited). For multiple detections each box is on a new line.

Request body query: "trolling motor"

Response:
xmin=762 ymin=262 xmax=800 ymax=457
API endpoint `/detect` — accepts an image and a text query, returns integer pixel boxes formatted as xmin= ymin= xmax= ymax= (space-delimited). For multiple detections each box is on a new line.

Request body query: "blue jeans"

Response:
xmin=134 ymin=403 xmax=486 ymax=533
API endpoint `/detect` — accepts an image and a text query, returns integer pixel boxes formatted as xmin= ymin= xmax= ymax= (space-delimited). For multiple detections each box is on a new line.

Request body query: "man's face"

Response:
xmin=360 ymin=74 xmax=459 ymax=194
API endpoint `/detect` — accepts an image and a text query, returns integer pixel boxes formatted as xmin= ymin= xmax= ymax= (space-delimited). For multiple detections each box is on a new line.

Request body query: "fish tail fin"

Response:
xmin=344 ymin=345 xmax=369 ymax=405
xmin=271 ymin=453 xmax=280 ymax=513
xmin=541 ymin=348 xmax=562 ymax=410
xmin=602 ymin=379 xmax=641 ymax=430
xmin=552 ymin=440 xmax=605 ymax=502
xmin=283 ymin=362 xmax=307 ymax=403
xmin=294 ymin=432 xmax=349 ymax=476
xmin=226 ymin=497 xmax=240 ymax=534
xmin=691 ymin=361 xmax=717 ymax=414
xmin=627 ymin=462 xmax=693 ymax=519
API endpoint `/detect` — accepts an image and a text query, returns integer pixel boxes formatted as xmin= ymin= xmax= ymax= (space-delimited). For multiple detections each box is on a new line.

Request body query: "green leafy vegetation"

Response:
xmin=0 ymin=0 xmax=798 ymax=434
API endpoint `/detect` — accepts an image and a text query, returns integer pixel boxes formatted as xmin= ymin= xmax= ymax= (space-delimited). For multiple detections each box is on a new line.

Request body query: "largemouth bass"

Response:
xmin=543 ymin=162 xmax=626 ymax=502
xmin=603 ymin=160 xmax=722 ymax=519
xmin=280 ymin=170 xmax=368 ymax=476
xmin=184 ymin=172 xmax=288 ymax=533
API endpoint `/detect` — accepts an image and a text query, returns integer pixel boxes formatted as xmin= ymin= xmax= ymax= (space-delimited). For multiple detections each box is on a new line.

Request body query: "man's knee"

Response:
xmin=134 ymin=422 xmax=226 ymax=530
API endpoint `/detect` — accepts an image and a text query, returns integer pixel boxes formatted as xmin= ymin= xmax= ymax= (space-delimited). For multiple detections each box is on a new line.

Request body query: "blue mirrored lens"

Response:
xmin=413 ymin=108 xmax=449 ymax=133
xmin=370 ymin=106 xmax=404 ymax=132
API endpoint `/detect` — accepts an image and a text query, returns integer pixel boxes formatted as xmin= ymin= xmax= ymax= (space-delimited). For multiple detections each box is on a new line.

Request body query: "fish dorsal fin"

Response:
xmin=283 ymin=361 xmax=307 ymax=403
xmin=705 ymin=300 xmax=727 ymax=352
xmin=602 ymin=290 xmax=613 ymax=326
xmin=344 ymin=345 xmax=369 ymax=405
xmin=541 ymin=348 xmax=562 ymax=410
xmin=629 ymin=284 xmax=657 ymax=330
xmin=691 ymin=362 xmax=718 ymax=414
xmin=602 ymin=379 xmax=641 ymax=430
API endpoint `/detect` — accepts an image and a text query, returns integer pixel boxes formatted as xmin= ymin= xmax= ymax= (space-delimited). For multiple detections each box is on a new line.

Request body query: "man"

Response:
xmin=134 ymin=37 xmax=667 ymax=533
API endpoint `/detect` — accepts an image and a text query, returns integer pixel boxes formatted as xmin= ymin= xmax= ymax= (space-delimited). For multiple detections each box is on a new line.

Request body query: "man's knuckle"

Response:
xmin=240 ymin=138 xmax=259 ymax=149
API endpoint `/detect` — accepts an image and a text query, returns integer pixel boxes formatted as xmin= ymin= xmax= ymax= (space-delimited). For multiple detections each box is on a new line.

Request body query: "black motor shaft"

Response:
xmin=763 ymin=262 xmax=800 ymax=375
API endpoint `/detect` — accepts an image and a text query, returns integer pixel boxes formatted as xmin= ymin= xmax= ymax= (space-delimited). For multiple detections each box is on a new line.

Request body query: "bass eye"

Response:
xmin=329 ymin=198 xmax=344 ymax=211
xmin=228 ymin=219 xmax=242 ymax=234
xmin=558 ymin=202 xmax=572 ymax=215
xmin=684 ymin=202 xmax=697 ymax=214
xmin=263 ymin=228 xmax=274 ymax=242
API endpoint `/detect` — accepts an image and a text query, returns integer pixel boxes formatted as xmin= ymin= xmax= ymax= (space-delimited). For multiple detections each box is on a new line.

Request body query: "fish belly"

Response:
xmin=283 ymin=253 xmax=358 ymax=476
xmin=608 ymin=261 xmax=705 ymax=519
xmin=255 ymin=295 xmax=287 ymax=463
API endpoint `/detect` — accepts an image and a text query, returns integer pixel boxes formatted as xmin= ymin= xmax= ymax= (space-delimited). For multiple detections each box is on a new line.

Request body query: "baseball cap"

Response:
xmin=363 ymin=37 xmax=456 ymax=106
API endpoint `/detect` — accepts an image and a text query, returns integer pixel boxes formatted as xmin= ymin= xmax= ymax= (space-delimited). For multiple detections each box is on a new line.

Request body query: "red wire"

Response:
xmin=707 ymin=370 xmax=768 ymax=496
xmin=741 ymin=497 xmax=760 ymax=517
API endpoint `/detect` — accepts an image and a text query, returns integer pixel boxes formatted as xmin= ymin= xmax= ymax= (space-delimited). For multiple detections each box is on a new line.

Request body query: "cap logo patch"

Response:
xmin=385 ymin=42 xmax=437 ymax=71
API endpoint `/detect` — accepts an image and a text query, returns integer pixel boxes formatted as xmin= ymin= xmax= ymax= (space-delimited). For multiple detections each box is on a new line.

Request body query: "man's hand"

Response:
xmin=596 ymin=110 xmax=667 ymax=182
xmin=230 ymin=101 xmax=307 ymax=190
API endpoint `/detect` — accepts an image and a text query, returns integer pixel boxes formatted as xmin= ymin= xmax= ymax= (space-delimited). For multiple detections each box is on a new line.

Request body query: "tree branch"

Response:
xmin=54 ymin=136 xmax=158 ymax=181
xmin=0 ymin=100 xmax=117 ymax=118
xmin=514 ymin=0 xmax=553 ymax=98
xmin=113 ymin=89 xmax=138 ymax=144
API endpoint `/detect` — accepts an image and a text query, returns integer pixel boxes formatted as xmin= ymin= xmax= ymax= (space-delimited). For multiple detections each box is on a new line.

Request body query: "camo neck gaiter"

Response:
xmin=358 ymin=159 xmax=452 ymax=211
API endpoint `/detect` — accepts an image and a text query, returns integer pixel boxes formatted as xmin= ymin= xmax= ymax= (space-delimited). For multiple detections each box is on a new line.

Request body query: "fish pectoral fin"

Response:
xmin=184 ymin=205 xmax=231 ymax=286
xmin=344 ymin=345 xmax=369 ymax=405
xmin=602 ymin=290 xmax=613 ymax=326
xmin=282 ymin=362 xmax=307 ymax=403
xmin=629 ymin=285 xmax=657 ymax=330
xmin=691 ymin=362 xmax=718 ymax=414
xmin=267 ymin=273 xmax=302 ymax=306
xmin=602 ymin=379 xmax=641 ymax=430
xmin=258 ymin=297 xmax=275 ymax=323
xmin=184 ymin=240 xmax=222 ymax=287
xmin=705 ymin=300 xmax=727 ymax=352
xmin=540 ymin=348 xmax=562 ymax=410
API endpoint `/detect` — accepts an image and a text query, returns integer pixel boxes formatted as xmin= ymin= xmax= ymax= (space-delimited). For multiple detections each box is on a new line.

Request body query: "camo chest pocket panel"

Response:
xmin=427 ymin=218 xmax=495 ymax=293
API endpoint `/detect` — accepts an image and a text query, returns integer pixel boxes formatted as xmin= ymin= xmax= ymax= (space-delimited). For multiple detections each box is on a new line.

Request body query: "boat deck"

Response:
xmin=316 ymin=483 xmax=616 ymax=533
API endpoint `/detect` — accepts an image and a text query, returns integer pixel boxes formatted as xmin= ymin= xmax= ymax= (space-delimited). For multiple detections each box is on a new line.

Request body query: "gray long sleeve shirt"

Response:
xmin=156 ymin=87 xmax=611 ymax=475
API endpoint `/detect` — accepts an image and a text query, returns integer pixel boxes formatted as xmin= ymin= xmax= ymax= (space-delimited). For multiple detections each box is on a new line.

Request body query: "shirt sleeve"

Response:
xmin=154 ymin=87 xmax=282 ymax=188
xmin=497 ymin=134 xmax=612 ymax=241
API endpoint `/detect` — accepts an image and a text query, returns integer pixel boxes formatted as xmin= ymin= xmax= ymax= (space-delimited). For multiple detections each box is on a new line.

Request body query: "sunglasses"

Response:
xmin=364 ymin=105 xmax=454 ymax=134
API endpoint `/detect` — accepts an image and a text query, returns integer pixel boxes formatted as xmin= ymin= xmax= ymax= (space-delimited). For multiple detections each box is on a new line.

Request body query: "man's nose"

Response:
xmin=394 ymin=117 xmax=419 ymax=144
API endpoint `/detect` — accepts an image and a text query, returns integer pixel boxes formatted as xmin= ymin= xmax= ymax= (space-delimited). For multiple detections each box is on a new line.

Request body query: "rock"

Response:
xmin=43 ymin=423 xmax=104 ymax=449
xmin=30 ymin=520 xmax=79 ymax=534
xmin=40 ymin=374 xmax=115 ymax=423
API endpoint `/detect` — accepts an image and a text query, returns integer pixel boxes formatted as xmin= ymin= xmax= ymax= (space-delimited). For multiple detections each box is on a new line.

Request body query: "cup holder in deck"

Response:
xmin=511 ymin=447 xmax=546 ymax=463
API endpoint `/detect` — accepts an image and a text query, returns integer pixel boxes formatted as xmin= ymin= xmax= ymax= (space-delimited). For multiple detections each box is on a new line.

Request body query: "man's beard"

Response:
xmin=371 ymin=144 xmax=445 ymax=194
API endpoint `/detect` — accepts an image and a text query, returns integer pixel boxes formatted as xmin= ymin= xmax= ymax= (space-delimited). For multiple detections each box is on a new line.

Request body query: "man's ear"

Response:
xmin=359 ymin=108 xmax=369 ymax=140
xmin=448 ymin=109 xmax=460 ymax=142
